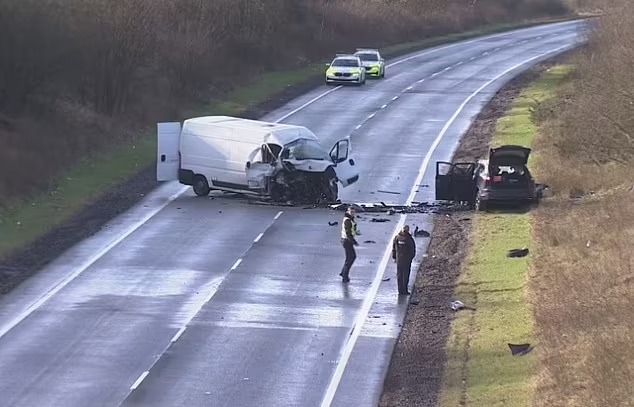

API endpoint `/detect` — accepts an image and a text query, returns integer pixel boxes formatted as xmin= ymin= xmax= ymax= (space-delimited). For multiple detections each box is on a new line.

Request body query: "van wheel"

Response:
xmin=193 ymin=175 xmax=210 ymax=196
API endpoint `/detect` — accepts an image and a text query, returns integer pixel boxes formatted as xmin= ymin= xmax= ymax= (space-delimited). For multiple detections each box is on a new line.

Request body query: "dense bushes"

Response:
xmin=0 ymin=0 xmax=570 ymax=204
xmin=530 ymin=1 xmax=634 ymax=405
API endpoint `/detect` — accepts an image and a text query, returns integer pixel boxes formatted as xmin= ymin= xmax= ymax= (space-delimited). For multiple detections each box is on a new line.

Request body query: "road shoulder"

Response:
xmin=378 ymin=60 xmax=564 ymax=407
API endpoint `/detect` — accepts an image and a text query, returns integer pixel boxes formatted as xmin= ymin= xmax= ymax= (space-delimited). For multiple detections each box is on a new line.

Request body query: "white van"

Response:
xmin=156 ymin=116 xmax=360 ymax=203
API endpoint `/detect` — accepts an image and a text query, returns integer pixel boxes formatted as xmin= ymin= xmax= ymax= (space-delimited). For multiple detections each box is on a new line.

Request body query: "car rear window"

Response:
xmin=356 ymin=53 xmax=378 ymax=61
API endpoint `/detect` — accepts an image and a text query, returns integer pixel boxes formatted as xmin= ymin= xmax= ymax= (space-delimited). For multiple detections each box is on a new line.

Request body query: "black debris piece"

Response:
xmin=507 ymin=248 xmax=529 ymax=258
xmin=377 ymin=190 xmax=401 ymax=195
xmin=371 ymin=218 xmax=391 ymax=223
xmin=382 ymin=277 xmax=391 ymax=282
xmin=364 ymin=240 xmax=377 ymax=244
xmin=328 ymin=221 xmax=339 ymax=226
xmin=508 ymin=343 xmax=534 ymax=356
xmin=414 ymin=226 xmax=430 ymax=237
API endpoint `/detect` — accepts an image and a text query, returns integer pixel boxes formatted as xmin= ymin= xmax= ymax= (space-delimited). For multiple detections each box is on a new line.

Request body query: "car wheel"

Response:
xmin=193 ymin=175 xmax=211 ymax=196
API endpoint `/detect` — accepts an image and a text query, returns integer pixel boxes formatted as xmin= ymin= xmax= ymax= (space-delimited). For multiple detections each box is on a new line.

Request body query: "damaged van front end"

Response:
xmin=246 ymin=137 xmax=359 ymax=205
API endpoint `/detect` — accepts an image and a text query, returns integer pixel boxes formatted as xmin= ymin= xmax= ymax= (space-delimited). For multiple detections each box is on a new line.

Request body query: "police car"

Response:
xmin=354 ymin=48 xmax=385 ymax=78
xmin=325 ymin=54 xmax=366 ymax=86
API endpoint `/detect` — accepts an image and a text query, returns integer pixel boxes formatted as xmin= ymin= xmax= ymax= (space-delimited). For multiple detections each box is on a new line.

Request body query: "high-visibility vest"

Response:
xmin=341 ymin=217 xmax=358 ymax=239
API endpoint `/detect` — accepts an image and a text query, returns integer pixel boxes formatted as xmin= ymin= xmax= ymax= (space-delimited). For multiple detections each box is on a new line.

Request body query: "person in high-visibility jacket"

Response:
xmin=339 ymin=206 xmax=359 ymax=282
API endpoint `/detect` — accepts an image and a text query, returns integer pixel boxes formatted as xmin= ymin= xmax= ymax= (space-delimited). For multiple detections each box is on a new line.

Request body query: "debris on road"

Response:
xmin=508 ymin=343 xmax=534 ymax=356
xmin=414 ymin=226 xmax=430 ymax=237
xmin=377 ymin=190 xmax=402 ymax=195
xmin=507 ymin=247 xmax=529 ymax=258
xmin=371 ymin=218 xmax=391 ymax=223
xmin=328 ymin=221 xmax=338 ymax=226
xmin=382 ymin=277 xmax=391 ymax=282
xmin=364 ymin=240 xmax=377 ymax=244
xmin=450 ymin=300 xmax=465 ymax=311
xmin=450 ymin=300 xmax=476 ymax=311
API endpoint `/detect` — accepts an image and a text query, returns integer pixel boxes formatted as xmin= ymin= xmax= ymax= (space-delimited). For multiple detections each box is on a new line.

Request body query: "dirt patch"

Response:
xmin=378 ymin=60 xmax=559 ymax=407
xmin=0 ymin=75 xmax=325 ymax=296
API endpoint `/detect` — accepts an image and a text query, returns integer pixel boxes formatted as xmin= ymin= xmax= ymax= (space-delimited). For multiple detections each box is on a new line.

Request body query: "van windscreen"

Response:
xmin=285 ymin=139 xmax=329 ymax=161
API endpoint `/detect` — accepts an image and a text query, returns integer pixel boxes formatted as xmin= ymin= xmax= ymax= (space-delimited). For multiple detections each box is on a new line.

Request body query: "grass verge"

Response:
xmin=0 ymin=16 xmax=580 ymax=260
xmin=438 ymin=65 xmax=572 ymax=406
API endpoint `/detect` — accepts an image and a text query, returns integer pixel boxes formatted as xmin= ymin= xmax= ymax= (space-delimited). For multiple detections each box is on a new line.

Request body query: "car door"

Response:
xmin=329 ymin=138 xmax=359 ymax=187
xmin=156 ymin=122 xmax=181 ymax=182
xmin=435 ymin=161 xmax=476 ymax=202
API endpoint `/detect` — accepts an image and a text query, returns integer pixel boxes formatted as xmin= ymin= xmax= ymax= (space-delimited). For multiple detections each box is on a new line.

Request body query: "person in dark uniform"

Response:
xmin=339 ymin=206 xmax=359 ymax=283
xmin=392 ymin=224 xmax=416 ymax=295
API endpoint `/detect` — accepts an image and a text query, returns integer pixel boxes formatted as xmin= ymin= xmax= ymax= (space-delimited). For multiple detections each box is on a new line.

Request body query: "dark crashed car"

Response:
xmin=435 ymin=145 xmax=540 ymax=211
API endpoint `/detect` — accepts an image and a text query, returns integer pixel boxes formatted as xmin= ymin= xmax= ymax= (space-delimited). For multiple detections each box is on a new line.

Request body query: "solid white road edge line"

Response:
xmin=319 ymin=215 xmax=407 ymax=407
xmin=0 ymin=185 xmax=189 ymax=341
xmin=320 ymin=42 xmax=574 ymax=407
xmin=0 ymin=17 xmax=577 ymax=353
xmin=404 ymin=43 xmax=572 ymax=206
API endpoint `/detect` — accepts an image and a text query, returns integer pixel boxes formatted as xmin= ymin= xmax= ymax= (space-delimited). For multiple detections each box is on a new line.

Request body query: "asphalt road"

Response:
xmin=0 ymin=20 xmax=585 ymax=407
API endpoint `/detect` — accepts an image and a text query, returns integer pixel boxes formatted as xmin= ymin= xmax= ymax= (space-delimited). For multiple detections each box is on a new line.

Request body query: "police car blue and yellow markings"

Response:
xmin=325 ymin=54 xmax=366 ymax=85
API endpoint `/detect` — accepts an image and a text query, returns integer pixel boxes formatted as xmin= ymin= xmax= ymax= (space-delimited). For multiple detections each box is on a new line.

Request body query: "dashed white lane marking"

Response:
xmin=320 ymin=43 xmax=577 ymax=407
xmin=355 ymin=124 xmax=362 ymax=130
xmin=406 ymin=86 xmax=413 ymax=91
xmin=455 ymin=61 xmax=464 ymax=66
xmin=230 ymin=258 xmax=243 ymax=270
xmin=470 ymin=56 xmax=477 ymax=60
xmin=381 ymin=104 xmax=388 ymax=109
xmin=392 ymin=96 xmax=399 ymax=101
xmin=254 ymin=232 xmax=264 ymax=243
xmin=431 ymin=72 xmax=440 ymax=77
xmin=368 ymin=113 xmax=376 ymax=119
xmin=130 ymin=371 xmax=150 ymax=391
xmin=417 ymin=78 xmax=425 ymax=83
xmin=482 ymin=51 xmax=489 ymax=55
xmin=170 ymin=326 xmax=187 ymax=343
xmin=495 ymin=47 xmax=501 ymax=51
xmin=443 ymin=66 xmax=451 ymax=71
xmin=125 ymin=211 xmax=284 ymax=395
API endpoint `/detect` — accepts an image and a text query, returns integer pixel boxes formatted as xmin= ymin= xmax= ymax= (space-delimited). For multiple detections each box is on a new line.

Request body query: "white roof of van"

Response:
xmin=183 ymin=116 xmax=319 ymax=145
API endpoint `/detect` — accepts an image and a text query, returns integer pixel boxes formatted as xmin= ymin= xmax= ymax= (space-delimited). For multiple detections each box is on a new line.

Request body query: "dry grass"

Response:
xmin=0 ymin=0 xmax=571 ymax=207
xmin=528 ymin=1 xmax=634 ymax=405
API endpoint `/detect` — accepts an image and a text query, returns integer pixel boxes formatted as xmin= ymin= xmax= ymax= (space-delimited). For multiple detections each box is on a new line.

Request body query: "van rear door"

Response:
xmin=157 ymin=122 xmax=181 ymax=181
xmin=329 ymin=138 xmax=359 ymax=187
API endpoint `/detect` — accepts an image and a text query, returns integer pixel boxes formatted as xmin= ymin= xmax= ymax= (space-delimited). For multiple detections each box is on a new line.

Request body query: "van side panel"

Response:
xmin=179 ymin=121 xmax=263 ymax=192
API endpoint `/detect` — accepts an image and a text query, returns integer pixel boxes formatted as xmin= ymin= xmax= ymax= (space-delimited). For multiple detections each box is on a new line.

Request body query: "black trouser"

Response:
xmin=396 ymin=259 xmax=412 ymax=293
xmin=341 ymin=239 xmax=357 ymax=279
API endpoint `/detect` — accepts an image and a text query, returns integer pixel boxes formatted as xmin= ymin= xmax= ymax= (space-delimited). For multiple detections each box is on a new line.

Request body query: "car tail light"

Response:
xmin=483 ymin=175 xmax=491 ymax=187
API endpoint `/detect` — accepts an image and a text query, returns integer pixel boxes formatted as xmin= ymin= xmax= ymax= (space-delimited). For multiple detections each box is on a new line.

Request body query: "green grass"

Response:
xmin=0 ymin=17 xmax=579 ymax=260
xmin=439 ymin=65 xmax=572 ymax=407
